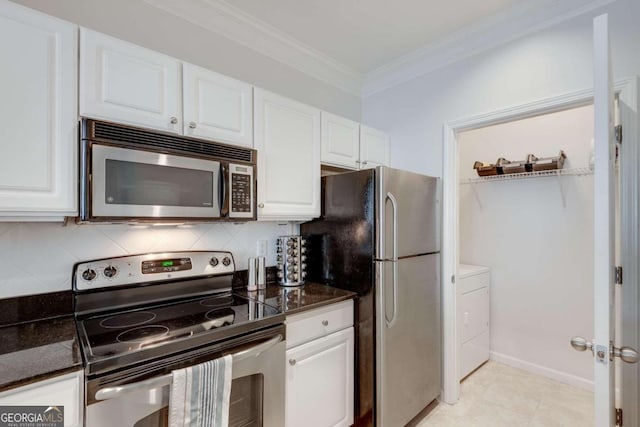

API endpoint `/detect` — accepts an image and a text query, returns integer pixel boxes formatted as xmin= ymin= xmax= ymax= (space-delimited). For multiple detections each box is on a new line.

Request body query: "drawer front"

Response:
xmin=458 ymin=286 xmax=490 ymax=343
xmin=458 ymin=271 xmax=490 ymax=295
xmin=286 ymin=300 xmax=353 ymax=349
xmin=460 ymin=330 xmax=490 ymax=380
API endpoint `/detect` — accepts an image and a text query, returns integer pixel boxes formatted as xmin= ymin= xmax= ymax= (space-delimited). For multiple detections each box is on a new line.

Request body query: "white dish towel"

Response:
xmin=169 ymin=355 xmax=233 ymax=427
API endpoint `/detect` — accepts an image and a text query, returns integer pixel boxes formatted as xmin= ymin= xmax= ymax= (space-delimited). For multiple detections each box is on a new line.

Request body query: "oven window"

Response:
xmin=105 ymin=160 xmax=214 ymax=207
xmin=229 ymin=374 xmax=264 ymax=427
xmin=134 ymin=407 xmax=168 ymax=427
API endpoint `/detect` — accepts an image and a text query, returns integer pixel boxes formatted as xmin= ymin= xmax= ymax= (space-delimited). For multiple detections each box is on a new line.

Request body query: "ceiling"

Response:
xmin=224 ymin=0 xmax=529 ymax=73
xmin=145 ymin=0 xmax=610 ymax=95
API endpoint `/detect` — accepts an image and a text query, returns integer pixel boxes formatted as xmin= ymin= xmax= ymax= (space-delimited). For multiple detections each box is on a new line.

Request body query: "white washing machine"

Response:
xmin=457 ymin=264 xmax=491 ymax=380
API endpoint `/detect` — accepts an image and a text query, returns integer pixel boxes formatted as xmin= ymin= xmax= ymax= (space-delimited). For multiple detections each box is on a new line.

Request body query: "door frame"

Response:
xmin=441 ymin=77 xmax=639 ymax=409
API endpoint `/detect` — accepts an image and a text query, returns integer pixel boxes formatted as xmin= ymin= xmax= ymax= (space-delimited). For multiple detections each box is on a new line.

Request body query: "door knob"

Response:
xmin=189 ymin=121 xmax=197 ymax=129
xmin=570 ymin=336 xmax=594 ymax=354
xmin=170 ymin=116 xmax=178 ymax=124
xmin=289 ymin=359 xmax=296 ymax=366
xmin=612 ymin=346 xmax=639 ymax=364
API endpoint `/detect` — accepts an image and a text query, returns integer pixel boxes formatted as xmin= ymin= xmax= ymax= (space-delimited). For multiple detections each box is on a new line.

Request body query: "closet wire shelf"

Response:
xmin=461 ymin=167 xmax=593 ymax=185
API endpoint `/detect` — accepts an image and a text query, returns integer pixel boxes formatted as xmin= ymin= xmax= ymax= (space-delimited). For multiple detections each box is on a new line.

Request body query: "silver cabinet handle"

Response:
xmin=362 ymin=161 xmax=368 ymax=165
xmin=95 ymin=334 xmax=283 ymax=401
xmin=170 ymin=116 xmax=178 ymax=124
xmin=289 ymin=359 xmax=296 ymax=366
xmin=189 ymin=121 xmax=197 ymax=129
xmin=385 ymin=192 xmax=398 ymax=328
xmin=322 ymin=320 xmax=328 ymax=326
xmin=258 ymin=203 xmax=264 ymax=208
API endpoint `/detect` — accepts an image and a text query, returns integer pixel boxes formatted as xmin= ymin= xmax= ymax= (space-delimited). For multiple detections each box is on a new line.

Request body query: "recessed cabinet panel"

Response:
xmin=254 ymin=88 xmax=320 ymax=220
xmin=360 ymin=125 xmax=390 ymax=169
xmin=0 ymin=1 xmax=77 ymax=217
xmin=321 ymin=112 xmax=360 ymax=169
xmin=286 ymin=328 xmax=354 ymax=427
xmin=80 ymin=28 xmax=182 ymax=133
xmin=0 ymin=370 xmax=83 ymax=427
xmin=183 ymin=63 xmax=253 ymax=147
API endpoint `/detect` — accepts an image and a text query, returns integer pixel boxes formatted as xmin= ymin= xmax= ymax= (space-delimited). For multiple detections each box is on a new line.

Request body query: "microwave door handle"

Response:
xmin=93 ymin=334 xmax=283 ymax=401
xmin=220 ymin=163 xmax=229 ymax=217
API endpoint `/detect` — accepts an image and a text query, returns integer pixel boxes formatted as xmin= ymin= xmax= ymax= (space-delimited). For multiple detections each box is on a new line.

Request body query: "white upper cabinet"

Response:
xmin=183 ymin=63 xmax=253 ymax=147
xmin=360 ymin=125 xmax=390 ymax=169
xmin=80 ymin=28 xmax=182 ymax=133
xmin=254 ymin=88 xmax=321 ymax=220
xmin=321 ymin=112 xmax=360 ymax=169
xmin=0 ymin=1 xmax=77 ymax=219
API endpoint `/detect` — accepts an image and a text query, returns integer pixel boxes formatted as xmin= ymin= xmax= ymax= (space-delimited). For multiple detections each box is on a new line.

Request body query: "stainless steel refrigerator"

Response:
xmin=301 ymin=166 xmax=441 ymax=427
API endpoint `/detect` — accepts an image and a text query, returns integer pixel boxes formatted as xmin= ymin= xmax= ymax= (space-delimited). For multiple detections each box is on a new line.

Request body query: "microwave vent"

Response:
xmin=91 ymin=121 xmax=254 ymax=163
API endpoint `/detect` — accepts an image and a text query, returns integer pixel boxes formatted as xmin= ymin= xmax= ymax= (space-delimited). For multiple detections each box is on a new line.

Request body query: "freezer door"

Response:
xmin=376 ymin=167 xmax=440 ymax=260
xmin=376 ymin=254 xmax=441 ymax=427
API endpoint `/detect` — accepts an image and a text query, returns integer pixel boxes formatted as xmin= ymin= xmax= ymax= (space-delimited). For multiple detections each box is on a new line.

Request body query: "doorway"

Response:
xmin=440 ymin=78 xmax=639 ymax=426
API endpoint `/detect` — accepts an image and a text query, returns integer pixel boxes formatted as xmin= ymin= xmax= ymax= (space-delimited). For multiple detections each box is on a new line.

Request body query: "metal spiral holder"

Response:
xmin=276 ymin=235 xmax=307 ymax=287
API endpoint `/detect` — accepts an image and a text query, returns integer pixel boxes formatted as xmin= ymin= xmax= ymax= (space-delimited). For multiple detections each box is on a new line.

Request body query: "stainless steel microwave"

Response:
xmin=79 ymin=119 xmax=257 ymax=222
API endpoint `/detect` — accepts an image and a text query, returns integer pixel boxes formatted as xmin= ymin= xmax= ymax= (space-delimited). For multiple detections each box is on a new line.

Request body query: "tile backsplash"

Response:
xmin=0 ymin=221 xmax=295 ymax=299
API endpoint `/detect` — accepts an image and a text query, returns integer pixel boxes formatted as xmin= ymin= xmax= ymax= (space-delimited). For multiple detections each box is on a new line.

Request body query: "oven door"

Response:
xmin=86 ymin=327 xmax=285 ymax=427
xmin=90 ymin=144 xmax=222 ymax=219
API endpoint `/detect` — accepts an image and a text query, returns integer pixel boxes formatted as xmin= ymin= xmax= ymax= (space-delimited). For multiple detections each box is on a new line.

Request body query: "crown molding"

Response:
xmin=143 ymin=0 xmax=363 ymax=96
xmin=362 ymin=0 xmax=617 ymax=97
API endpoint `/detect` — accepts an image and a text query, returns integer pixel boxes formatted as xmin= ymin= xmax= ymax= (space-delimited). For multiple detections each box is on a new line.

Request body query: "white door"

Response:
xmin=0 ymin=1 xmax=77 ymax=219
xmin=576 ymin=13 xmax=639 ymax=427
xmin=253 ymin=88 xmax=321 ymax=220
xmin=80 ymin=28 xmax=182 ymax=133
xmin=182 ymin=63 xmax=253 ymax=147
xmin=360 ymin=125 xmax=390 ymax=169
xmin=286 ymin=328 xmax=354 ymax=427
xmin=321 ymin=112 xmax=360 ymax=169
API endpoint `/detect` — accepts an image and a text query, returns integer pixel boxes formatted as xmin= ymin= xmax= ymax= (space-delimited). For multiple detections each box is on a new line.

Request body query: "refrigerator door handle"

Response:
xmin=385 ymin=192 xmax=399 ymax=327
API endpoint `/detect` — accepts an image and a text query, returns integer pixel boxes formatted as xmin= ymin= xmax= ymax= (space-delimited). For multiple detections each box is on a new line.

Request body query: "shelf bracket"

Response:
xmin=557 ymin=170 xmax=567 ymax=208
xmin=469 ymin=181 xmax=483 ymax=210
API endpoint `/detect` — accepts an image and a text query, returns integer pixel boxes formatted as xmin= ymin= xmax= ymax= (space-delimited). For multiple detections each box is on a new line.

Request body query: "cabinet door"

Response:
xmin=254 ymin=88 xmax=320 ymax=220
xmin=321 ymin=112 xmax=360 ymax=169
xmin=0 ymin=1 xmax=77 ymax=219
xmin=360 ymin=125 xmax=390 ymax=169
xmin=286 ymin=328 xmax=354 ymax=427
xmin=183 ymin=63 xmax=253 ymax=147
xmin=0 ymin=370 xmax=83 ymax=427
xmin=80 ymin=28 xmax=182 ymax=133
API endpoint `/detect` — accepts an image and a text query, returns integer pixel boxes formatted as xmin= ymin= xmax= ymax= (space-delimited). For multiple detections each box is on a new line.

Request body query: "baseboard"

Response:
xmin=489 ymin=351 xmax=594 ymax=392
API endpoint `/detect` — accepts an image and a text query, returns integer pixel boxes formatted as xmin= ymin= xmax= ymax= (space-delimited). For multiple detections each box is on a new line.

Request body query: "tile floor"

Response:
xmin=416 ymin=361 xmax=594 ymax=427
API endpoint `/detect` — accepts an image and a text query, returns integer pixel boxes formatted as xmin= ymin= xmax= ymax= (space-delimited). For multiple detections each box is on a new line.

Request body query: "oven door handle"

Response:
xmin=94 ymin=334 xmax=283 ymax=401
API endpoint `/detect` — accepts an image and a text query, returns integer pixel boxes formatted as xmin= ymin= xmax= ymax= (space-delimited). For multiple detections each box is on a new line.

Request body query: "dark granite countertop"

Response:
xmin=0 ymin=292 xmax=82 ymax=393
xmin=236 ymin=282 xmax=356 ymax=316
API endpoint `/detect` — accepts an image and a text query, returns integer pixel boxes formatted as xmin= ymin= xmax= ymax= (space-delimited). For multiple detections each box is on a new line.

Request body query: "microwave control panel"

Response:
xmin=229 ymin=163 xmax=254 ymax=219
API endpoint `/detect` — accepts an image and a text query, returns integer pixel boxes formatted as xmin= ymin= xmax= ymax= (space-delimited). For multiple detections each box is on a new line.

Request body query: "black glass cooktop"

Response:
xmin=78 ymin=292 xmax=281 ymax=363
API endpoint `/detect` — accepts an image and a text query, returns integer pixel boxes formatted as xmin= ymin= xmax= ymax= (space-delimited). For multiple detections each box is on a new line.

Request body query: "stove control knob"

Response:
xmin=82 ymin=268 xmax=97 ymax=281
xmin=103 ymin=265 xmax=118 ymax=278
xmin=222 ymin=257 xmax=231 ymax=267
xmin=209 ymin=257 xmax=219 ymax=267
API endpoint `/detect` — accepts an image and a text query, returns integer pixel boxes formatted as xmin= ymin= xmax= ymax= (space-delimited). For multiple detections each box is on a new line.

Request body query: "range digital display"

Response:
xmin=142 ymin=258 xmax=192 ymax=274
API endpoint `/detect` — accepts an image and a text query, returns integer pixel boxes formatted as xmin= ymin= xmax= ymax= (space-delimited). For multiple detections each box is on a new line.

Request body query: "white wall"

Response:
xmin=459 ymin=105 xmax=594 ymax=386
xmin=9 ymin=0 xmax=361 ymax=121
xmin=0 ymin=222 xmax=294 ymax=299
xmin=362 ymin=0 xmax=640 ymax=177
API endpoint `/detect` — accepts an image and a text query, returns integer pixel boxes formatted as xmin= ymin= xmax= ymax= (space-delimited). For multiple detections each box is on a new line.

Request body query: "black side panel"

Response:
xmin=301 ymin=168 xmax=376 ymax=426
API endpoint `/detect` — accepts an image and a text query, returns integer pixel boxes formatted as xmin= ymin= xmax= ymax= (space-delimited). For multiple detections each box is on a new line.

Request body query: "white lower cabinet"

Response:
xmin=285 ymin=300 xmax=354 ymax=427
xmin=0 ymin=370 xmax=84 ymax=427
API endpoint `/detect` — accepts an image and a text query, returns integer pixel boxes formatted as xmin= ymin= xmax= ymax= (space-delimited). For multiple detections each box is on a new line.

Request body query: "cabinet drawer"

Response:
xmin=286 ymin=300 xmax=353 ymax=349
